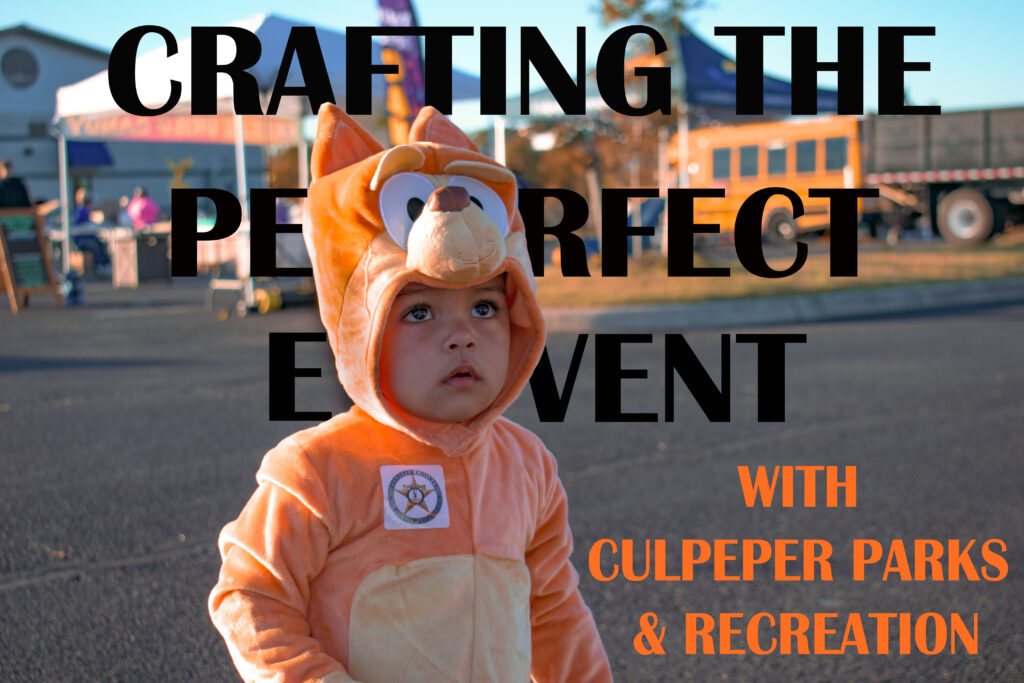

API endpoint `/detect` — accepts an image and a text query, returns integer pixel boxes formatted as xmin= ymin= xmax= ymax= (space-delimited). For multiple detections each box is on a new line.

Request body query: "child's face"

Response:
xmin=380 ymin=275 xmax=511 ymax=424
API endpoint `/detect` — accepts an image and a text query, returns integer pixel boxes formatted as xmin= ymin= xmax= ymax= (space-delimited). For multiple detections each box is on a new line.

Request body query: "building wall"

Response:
xmin=0 ymin=29 xmax=108 ymax=192
xmin=0 ymin=26 xmax=271 ymax=222
xmin=0 ymin=30 xmax=107 ymax=117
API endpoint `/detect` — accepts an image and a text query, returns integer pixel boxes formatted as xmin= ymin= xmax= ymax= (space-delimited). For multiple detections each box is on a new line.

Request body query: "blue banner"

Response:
xmin=377 ymin=0 xmax=426 ymax=116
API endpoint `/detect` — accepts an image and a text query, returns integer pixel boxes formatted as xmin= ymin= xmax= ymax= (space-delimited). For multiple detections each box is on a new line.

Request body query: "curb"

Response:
xmin=542 ymin=277 xmax=1024 ymax=333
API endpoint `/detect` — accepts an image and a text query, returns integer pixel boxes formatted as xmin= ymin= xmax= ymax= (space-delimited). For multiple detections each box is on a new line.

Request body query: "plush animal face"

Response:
xmin=303 ymin=104 xmax=544 ymax=450
xmin=304 ymin=104 xmax=534 ymax=353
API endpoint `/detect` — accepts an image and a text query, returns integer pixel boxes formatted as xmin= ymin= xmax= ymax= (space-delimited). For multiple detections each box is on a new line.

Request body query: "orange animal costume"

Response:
xmin=209 ymin=104 xmax=612 ymax=682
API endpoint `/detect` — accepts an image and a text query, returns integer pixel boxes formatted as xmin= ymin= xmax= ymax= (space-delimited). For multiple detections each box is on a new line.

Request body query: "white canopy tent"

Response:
xmin=52 ymin=13 xmax=481 ymax=278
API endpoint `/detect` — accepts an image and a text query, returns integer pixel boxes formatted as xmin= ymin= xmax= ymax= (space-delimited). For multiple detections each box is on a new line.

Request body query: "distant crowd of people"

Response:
xmin=74 ymin=185 xmax=162 ymax=231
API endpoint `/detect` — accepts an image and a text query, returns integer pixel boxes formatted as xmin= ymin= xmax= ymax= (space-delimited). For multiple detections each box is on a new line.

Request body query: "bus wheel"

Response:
xmin=937 ymin=188 xmax=994 ymax=244
xmin=764 ymin=209 xmax=798 ymax=243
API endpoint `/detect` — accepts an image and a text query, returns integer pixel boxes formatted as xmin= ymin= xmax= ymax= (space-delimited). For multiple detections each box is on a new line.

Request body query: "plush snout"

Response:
xmin=405 ymin=186 xmax=507 ymax=283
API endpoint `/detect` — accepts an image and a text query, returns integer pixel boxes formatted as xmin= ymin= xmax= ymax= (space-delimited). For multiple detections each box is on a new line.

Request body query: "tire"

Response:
xmin=937 ymin=188 xmax=994 ymax=245
xmin=763 ymin=209 xmax=798 ymax=244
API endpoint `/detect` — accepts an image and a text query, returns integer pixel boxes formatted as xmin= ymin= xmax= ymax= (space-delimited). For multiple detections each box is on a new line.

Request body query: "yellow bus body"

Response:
xmin=674 ymin=116 xmax=863 ymax=236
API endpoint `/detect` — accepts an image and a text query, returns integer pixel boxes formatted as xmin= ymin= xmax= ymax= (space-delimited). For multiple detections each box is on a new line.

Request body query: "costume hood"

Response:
xmin=303 ymin=104 xmax=546 ymax=456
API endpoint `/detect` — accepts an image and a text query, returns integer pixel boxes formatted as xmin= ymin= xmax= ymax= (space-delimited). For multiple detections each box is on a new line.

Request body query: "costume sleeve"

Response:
xmin=526 ymin=451 xmax=612 ymax=682
xmin=209 ymin=444 xmax=357 ymax=683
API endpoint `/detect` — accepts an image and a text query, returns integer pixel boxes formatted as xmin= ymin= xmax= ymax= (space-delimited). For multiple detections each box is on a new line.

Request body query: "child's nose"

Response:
xmin=445 ymin=323 xmax=476 ymax=350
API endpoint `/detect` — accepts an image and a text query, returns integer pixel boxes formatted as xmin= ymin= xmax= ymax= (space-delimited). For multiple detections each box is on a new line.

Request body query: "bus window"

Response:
xmin=767 ymin=145 xmax=786 ymax=175
xmin=825 ymin=137 xmax=848 ymax=170
xmin=712 ymin=148 xmax=731 ymax=179
xmin=796 ymin=140 xmax=816 ymax=173
xmin=739 ymin=145 xmax=758 ymax=177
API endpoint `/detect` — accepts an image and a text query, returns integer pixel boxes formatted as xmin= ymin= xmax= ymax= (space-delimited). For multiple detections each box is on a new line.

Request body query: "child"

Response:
xmin=209 ymin=104 xmax=612 ymax=682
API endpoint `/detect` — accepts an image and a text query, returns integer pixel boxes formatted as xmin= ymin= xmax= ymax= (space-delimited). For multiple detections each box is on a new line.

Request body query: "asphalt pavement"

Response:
xmin=1 ymin=279 xmax=1021 ymax=681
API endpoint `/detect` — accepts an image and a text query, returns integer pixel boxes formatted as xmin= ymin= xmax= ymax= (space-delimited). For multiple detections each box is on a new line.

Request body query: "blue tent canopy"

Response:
xmin=241 ymin=14 xmax=480 ymax=104
xmin=504 ymin=26 xmax=840 ymax=121
xmin=680 ymin=28 xmax=839 ymax=113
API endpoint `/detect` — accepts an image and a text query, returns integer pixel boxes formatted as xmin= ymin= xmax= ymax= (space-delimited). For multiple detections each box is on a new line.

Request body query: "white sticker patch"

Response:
xmin=380 ymin=465 xmax=450 ymax=530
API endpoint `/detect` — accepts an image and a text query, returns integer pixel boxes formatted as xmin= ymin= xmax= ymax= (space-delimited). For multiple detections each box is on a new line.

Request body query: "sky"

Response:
xmin=6 ymin=0 xmax=1024 ymax=120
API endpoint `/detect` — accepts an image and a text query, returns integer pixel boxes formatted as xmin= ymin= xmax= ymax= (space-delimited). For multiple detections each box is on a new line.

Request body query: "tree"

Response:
xmin=599 ymin=0 xmax=696 ymax=39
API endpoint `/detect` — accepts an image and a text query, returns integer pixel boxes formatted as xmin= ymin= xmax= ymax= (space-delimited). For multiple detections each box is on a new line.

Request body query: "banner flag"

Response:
xmin=377 ymin=0 xmax=426 ymax=143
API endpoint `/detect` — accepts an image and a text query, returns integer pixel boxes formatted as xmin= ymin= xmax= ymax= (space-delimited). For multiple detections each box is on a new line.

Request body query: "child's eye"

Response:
xmin=471 ymin=300 xmax=498 ymax=318
xmin=403 ymin=305 xmax=433 ymax=322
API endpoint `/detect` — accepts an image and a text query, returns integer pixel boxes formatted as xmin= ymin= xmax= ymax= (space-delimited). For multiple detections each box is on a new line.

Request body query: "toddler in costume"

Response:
xmin=209 ymin=103 xmax=612 ymax=682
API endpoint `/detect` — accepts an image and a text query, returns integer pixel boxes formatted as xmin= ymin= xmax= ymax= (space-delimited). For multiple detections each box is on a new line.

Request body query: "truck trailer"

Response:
xmin=672 ymin=107 xmax=1024 ymax=244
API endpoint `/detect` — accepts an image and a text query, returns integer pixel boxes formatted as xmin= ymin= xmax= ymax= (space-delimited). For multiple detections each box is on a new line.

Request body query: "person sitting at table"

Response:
xmin=0 ymin=159 xmax=32 ymax=208
xmin=73 ymin=187 xmax=92 ymax=225
xmin=116 ymin=195 xmax=131 ymax=226
xmin=126 ymin=186 xmax=160 ymax=230
xmin=72 ymin=188 xmax=112 ymax=276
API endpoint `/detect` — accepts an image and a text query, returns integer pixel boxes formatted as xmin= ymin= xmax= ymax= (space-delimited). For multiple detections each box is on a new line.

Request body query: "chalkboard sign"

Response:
xmin=0 ymin=208 xmax=61 ymax=313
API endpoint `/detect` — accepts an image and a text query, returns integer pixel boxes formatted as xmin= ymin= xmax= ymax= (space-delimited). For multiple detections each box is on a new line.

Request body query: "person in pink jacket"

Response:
xmin=208 ymin=103 xmax=612 ymax=682
xmin=125 ymin=186 xmax=159 ymax=229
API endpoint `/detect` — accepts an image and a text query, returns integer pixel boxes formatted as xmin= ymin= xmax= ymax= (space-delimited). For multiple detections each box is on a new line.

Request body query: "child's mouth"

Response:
xmin=445 ymin=365 xmax=478 ymax=387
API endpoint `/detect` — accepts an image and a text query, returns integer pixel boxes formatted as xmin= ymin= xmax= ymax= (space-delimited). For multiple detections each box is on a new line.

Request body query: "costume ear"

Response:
xmin=310 ymin=103 xmax=386 ymax=181
xmin=409 ymin=106 xmax=480 ymax=152
xmin=370 ymin=145 xmax=427 ymax=191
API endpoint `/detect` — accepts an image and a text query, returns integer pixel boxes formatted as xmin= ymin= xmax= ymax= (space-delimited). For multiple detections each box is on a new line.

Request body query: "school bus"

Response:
xmin=670 ymin=107 xmax=1024 ymax=244
xmin=671 ymin=116 xmax=862 ymax=242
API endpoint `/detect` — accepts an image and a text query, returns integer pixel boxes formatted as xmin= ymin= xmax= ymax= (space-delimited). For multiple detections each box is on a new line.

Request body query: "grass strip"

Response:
xmin=535 ymin=231 xmax=1024 ymax=308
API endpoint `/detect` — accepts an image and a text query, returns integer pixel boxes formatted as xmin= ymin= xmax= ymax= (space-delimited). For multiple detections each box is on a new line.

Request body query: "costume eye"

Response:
xmin=471 ymin=300 xmax=498 ymax=318
xmin=448 ymin=176 xmax=509 ymax=237
xmin=407 ymin=197 xmax=425 ymax=221
xmin=379 ymin=172 xmax=436 ymax=249
xmin=403 ymin=304 xmax=433 ymax=322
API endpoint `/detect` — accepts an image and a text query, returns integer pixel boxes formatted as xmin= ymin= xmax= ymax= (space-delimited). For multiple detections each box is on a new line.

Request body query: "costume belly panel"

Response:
xmin=346 ymin=555 xmax=532 ymax=682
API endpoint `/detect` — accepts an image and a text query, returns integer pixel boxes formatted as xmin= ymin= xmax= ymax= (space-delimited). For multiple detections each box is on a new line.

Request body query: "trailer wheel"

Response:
xmin=764 ymin=209 xmax=798 ymax=243
xmin=937 ymin=188 xmax=994 ymax=244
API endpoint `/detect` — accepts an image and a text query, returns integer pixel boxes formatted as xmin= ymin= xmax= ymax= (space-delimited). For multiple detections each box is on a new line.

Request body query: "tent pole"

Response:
xmin=233 ymin=114 xmax=254 ymax=310
xmin=57 ymin=131 xmax=70 ymax=274
xmin=667 ymin=36 xmax=690 ymax=257
xmin=297 ymin=119 xmax=309 ymax=188
xmin=676 ymin=35 xmax=690 ymax=190
xmin=493 ymin=117 xmax=506 ymax=166
xmin=658 ymin=126 xmax=668 ymax=254
xmin=665 ymin=110 xmax=690 ymax=258
xmin=676 ymin=109 xmax=689 ymax=190
xmin=234 ymin=115 xmax=248 ymax=222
